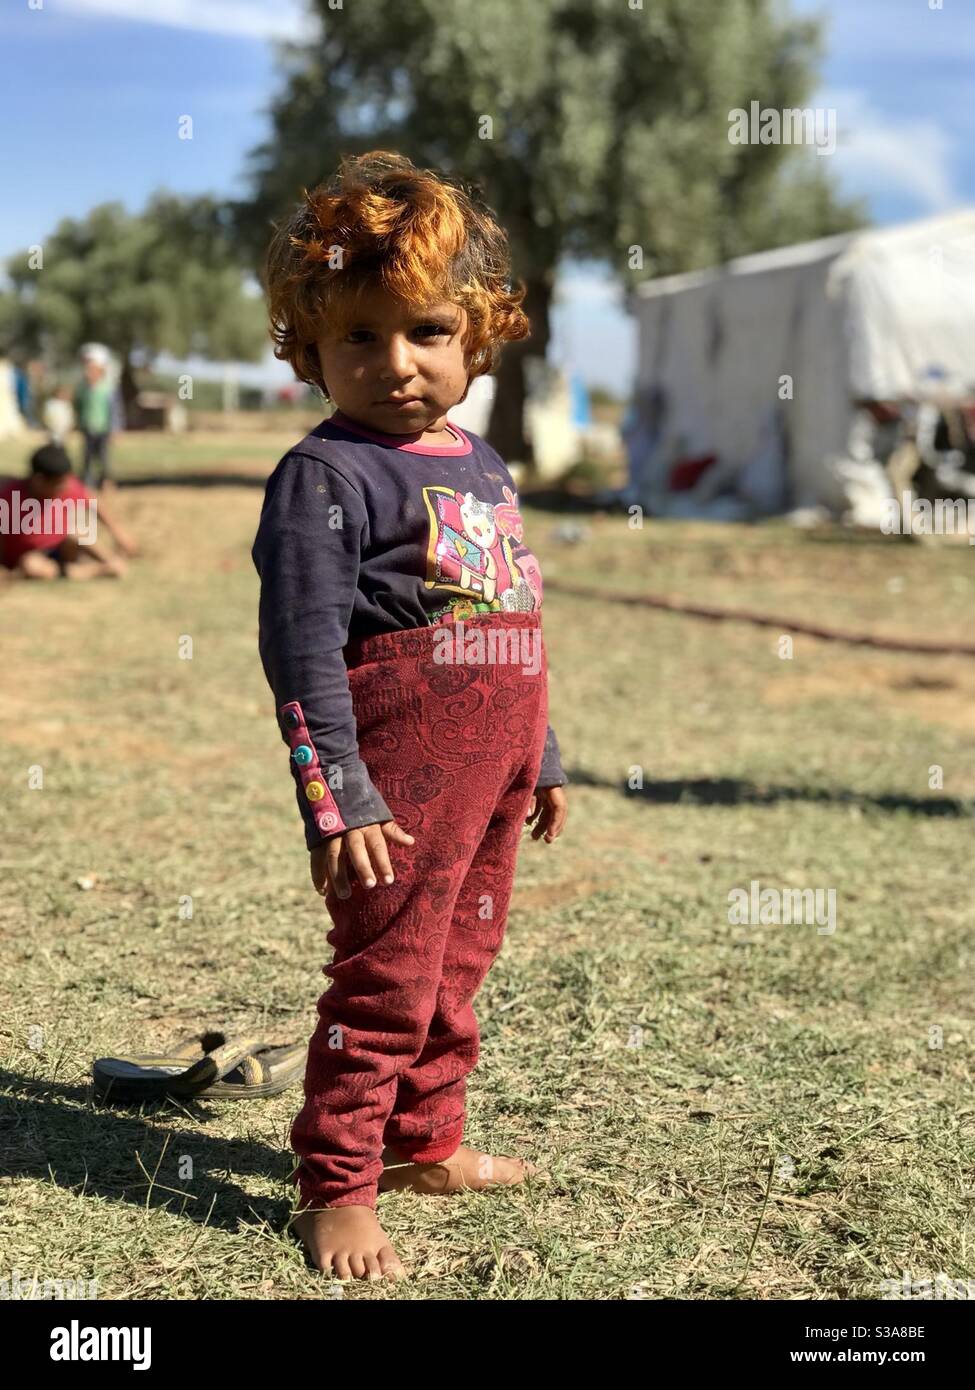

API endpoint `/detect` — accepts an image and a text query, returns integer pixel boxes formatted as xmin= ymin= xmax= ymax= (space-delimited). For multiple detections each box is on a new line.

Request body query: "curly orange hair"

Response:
xmin=264 ymin=150 xmax=530 ymax=399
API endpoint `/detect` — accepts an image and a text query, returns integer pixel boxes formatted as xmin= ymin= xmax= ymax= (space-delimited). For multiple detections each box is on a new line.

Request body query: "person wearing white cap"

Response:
xmin=79 ymin=342 xmax=111 ymax=368
xmin=74 ymin=351 xmax=116 ymax=489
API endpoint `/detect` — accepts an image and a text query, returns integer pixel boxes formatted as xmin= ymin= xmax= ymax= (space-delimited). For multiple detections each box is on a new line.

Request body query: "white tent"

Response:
xmin=629 ymin=210 xmax=975 ymax=514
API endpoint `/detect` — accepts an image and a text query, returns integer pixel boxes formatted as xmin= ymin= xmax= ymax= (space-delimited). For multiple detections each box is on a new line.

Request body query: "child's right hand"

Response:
xmin=310 ymin=820 xmax=415 ymax=900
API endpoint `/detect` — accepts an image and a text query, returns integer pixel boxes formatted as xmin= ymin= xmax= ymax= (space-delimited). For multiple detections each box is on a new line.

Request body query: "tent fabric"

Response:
xmin=631 ymin=210 xmax=975 ymax=511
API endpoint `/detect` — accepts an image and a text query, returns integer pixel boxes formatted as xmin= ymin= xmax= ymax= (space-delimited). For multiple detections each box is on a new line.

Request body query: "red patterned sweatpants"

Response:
xmin=290 ymin=611 xmax=550 ymax=1210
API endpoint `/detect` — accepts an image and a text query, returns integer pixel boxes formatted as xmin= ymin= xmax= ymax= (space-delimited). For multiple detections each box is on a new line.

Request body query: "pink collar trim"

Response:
xmin=324 ymin=409 xmax=473 ymax=455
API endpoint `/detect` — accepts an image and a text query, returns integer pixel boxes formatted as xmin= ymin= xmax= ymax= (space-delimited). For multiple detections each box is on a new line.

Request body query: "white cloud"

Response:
xmin=825 ymin=87 xmax=959 ymax=212
xmin=56 ymin=0 xmax=314 ymax=41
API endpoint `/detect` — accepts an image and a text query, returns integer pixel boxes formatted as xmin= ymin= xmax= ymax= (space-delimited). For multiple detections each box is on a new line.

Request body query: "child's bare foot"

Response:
xmin=64 ymin=557 xmax=126 ymax=580
xmin=292 ymin=1204 xmax=408 ymax=1282
xmin=17 ymin=551 xmax=60 ymax=580
xmin=378 ymin=1143 xmax=538 ymax=1195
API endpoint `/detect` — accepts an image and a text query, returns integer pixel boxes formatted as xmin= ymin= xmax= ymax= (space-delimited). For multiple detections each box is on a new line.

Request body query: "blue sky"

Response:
xmin=2 ymin=0 xmax=972 ymax=392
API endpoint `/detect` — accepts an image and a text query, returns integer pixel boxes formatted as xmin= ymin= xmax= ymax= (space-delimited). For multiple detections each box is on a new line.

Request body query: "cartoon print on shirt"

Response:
xmin=421 ymin=484 xmax=542 ymax=615
xmin=491 ymin=485 xmax=523 ymax=543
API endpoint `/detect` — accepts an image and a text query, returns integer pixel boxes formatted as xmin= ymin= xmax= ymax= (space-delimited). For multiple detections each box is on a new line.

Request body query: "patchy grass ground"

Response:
xmin=1 ymin=428 xmax=973 ymax=1301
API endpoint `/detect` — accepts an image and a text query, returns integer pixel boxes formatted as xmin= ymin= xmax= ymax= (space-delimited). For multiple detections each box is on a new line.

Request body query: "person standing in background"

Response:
xmin=13 ymin=360 xmax=37 ymax=426
xmin=43 ymin=385 xmax=76 ymax=445
xmin=74 ymin=355 xmax=115 ymax=489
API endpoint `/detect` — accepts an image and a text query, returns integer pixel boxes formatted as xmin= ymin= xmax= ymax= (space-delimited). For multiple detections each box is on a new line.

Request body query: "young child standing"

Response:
xmin=42 ymin=384 xmax=76 ymax=446
xmin=252 ymin=150 xmax=569 ymax=1283
xmin=74 ymin=353 xmax=115 ymax=490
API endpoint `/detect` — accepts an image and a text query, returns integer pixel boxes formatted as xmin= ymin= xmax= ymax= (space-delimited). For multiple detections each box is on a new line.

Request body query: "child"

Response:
xmin=42 ymin=384 xmax=76 ymax=446
xmin=0 ymin=442 xmax=137 ymax=579
xmin=74 ymin=353 xmax=115 ymax=490
xmin=252 ymin=150 xmax=569 ymax=1283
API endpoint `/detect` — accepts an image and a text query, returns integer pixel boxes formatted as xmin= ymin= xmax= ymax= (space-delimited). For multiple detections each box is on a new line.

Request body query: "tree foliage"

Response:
xmin=228 ymin=0 xmax=866 ymax=456
xmin=2 ymin=194 xmax=266 ymax=403
xmin=235 ymin=0 xmax=863 ymax=276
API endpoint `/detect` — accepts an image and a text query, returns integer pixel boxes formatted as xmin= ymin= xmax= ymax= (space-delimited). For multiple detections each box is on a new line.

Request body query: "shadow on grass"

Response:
xmin=113 ymin=472 xmax=269 ymax=489
xmin=111 ymin=477 xmax=612 ymax=501
xmin=572 ymin=770 xmax=972 ymax=818
xmin=0 ymin=1074 xmax=298 ymax=1235
xmin=517 ymin=487 xmax=620 ymax=515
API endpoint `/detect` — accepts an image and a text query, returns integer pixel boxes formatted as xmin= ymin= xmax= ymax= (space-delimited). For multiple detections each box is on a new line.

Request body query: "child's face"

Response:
xmin=316 ymin=285 xmax=473 ymax=434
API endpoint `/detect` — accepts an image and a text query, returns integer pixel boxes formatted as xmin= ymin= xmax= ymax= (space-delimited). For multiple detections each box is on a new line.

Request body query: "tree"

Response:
xmin=231 ymin=0 xmax=864 ymax=466
xmin=2 ymin=194 xmax=267 ymax=420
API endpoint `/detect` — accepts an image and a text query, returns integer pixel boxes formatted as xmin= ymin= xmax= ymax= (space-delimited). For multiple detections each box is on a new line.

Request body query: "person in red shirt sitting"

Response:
xmin=0 ymin=443 xmax=137 ymax=580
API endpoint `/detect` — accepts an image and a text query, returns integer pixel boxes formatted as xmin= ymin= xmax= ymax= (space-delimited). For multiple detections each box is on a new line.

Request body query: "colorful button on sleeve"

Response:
xmin=277 ymin=700 xmax=347 ymax=838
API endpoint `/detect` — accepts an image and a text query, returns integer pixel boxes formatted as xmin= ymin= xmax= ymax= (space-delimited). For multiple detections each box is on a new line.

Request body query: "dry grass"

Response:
xmin=1 ymin=428 xmax=973 ymax=1300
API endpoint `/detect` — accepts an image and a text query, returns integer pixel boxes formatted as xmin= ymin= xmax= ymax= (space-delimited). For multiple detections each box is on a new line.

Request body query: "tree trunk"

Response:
xmin=486 ymin=274 xmax=554 ymax=477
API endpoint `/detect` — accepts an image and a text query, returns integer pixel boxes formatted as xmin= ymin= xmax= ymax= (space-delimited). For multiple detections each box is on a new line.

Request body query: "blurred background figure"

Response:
xmin=75 ymin=344 xmax=117 ymax=490
xmin=0 ymin=440 xmax=137 ymax=580
xmin=12 ymin=356 xmax=37 ymax=426
xmin=42 ymin=384 xmax=76 ymax=445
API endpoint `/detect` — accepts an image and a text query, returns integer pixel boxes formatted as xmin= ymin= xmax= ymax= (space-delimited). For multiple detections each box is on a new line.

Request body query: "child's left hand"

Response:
xmin=525 ymin=786 xmax=567 ymax=843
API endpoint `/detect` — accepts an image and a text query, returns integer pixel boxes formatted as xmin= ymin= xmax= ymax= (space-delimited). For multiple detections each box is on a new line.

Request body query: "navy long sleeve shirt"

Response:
xmin=252 ymin=409 xmax=567 ymax=850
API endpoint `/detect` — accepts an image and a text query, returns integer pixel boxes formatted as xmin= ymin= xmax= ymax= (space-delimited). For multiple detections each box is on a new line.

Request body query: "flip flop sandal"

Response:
xmin=92 ymin=1033 xmax=268 ymax=1103
xmin=158 ymin=1029 xmax=307 ymax=1100
xmin=94 ymin=1032 xmax=308 ymax=1102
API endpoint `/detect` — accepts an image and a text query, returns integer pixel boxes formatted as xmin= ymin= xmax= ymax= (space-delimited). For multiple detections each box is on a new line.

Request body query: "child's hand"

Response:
xmin=310 ymin=820 xmax=415 ymax=900
xmin=525 ymin=786 xmax=567 ymax=843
